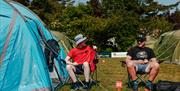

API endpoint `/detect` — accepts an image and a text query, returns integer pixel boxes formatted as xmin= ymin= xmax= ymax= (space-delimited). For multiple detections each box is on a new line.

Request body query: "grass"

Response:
xmin=58 ymin=58 xmax=180 ymax=91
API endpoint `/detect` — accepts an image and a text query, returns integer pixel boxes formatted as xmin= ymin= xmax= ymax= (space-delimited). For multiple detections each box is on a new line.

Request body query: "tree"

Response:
xmin=16 ymin=0 xmax=178 ymax=51
xmin=168 ymin=8 xmax=180 ymax=30
xmin=15 ymin=0 xmax=29 ymax=6
xmin=90 ymin=0 xmax=101 ymax=17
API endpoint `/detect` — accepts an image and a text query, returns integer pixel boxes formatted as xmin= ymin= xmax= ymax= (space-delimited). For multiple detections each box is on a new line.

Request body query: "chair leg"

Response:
xmin=136 ymin=74 xmax=148 ymax=87
xmin=127 ymin=73 xmax=132 ymax=88
xmin=89 ymin=69 xmax=99 ymax=87
xmin=94 ymin=69 xmax=99 ymax=86
xmin=127 ymin=70 xmax=148 ymax=89
xmin=75 ymin=74 xmax=85 ymax=87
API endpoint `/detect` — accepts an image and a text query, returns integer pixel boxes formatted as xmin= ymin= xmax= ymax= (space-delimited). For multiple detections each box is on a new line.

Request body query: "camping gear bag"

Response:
xmin=156 ymin=80 xmax=180 ymax=91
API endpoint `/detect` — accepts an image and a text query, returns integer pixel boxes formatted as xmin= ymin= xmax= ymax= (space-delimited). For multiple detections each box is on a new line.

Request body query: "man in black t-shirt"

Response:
xmin=126 ymin=35 xmax=159 ymax=91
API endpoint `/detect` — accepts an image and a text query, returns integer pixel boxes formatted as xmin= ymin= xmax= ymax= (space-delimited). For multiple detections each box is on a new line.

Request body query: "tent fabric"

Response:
xmin=154 ymin=30 xmax=180 ymax=65
xmin=0 ymin=0 xmax=68 ymax=91
xmin=51 ymin=31 xmax=74 ymax=84
xmin=51 ymin=31 xmax=75 ymax=54
xmin=53 ymin=47 xmax=69 ymax=86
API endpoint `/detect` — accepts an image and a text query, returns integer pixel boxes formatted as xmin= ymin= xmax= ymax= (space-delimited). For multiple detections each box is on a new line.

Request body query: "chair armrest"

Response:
xmin=158 ymin=60 xmax=164 ymax=64
xmin=120 ymin=61 xmax=126 ymax=67
xmin=93 ymin=59 xmax=99 ymax=64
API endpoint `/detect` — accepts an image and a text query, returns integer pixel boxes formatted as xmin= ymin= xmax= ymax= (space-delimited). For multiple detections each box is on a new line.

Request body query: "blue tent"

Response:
xmin=0 ymin=0 xmax=68 ymax=91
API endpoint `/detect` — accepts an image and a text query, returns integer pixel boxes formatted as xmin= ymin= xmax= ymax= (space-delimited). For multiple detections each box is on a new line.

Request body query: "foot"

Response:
xmin=83 ymin=82 xmax=91 ymax=89
xmin=72 ymin=82 xmax=80 ymax=90
xmin=145 ymin=80 xmax=153 ymax=90
xmin=132 ymin=80 xmax=138 ymax=91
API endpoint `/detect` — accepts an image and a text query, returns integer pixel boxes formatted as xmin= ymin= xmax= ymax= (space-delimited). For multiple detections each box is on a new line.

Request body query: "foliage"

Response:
xmin=16 ymin=0 xmax=178 ymax=51
xmin=168 ymin=9 xmax=180 ymax=30
xmin=144 ymin=17 xmax=174 ymax=38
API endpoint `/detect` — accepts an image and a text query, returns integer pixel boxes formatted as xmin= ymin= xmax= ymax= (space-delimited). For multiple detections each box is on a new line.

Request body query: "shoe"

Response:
xmin=132 ymin=80 xmax=138 ymax=91
xmin=145 ymin=80 xmax=153 ymax=90
xmin=72 ymin=82 xmax=80 ymax=90
xmin=83 ymin=82 xmax=91 ymax=89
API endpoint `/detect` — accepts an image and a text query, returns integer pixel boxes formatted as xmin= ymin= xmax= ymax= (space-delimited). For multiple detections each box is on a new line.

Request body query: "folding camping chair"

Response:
xmin=120 ymin=61 xmax=147 ymax=88
xmin=120 ymin=60 xmax=163 ymax=88
xmin=127 ymin=71 xmax=148 ymax=88
xmin=74 ymin=58 xmax=99 ymax=88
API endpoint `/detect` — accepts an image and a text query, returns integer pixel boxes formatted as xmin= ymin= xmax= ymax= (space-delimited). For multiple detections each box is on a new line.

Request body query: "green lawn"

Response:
xmin=58 ymin=58 xmax=180 ymax=91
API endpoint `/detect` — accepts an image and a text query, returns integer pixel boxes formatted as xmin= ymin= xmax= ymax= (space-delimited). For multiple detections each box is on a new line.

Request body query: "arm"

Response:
xmin=125 ymin=55 xmax=148 ymax=64
xmin=85 ymin=46 xmax=97 ymax=63
xmin=149 ymin=48 xmax=158 ymax=63
xmin=65 ymin=56 xmax=78 ymax=65
xmin=126 ymin=47 xmax=147 ymax=64
xmin=150 ymin=58 xmax=158 ymax=63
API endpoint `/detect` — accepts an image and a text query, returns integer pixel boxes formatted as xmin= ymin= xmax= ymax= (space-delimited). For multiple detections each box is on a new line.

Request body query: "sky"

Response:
xmin=155 ymin=0 xmax=180 ymax=13
xmin=155 ymin=0 xmax=179 ymax=5
xmin=76 ymin=0 xmax=180 ymax=9
xmin=155 ymin=0 xmax=180 ymax=9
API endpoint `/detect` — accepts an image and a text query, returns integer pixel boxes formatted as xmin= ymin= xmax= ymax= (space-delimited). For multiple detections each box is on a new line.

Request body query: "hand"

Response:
xmin=72 ymin=62 xmax=78 ymax=66
xmin=144 ymin=59 xmax=149 ymax=64
xmin=138 ymin=60 xmax=144 ymax=64
xmin=138 ymin=59 xmax=148 ymax=64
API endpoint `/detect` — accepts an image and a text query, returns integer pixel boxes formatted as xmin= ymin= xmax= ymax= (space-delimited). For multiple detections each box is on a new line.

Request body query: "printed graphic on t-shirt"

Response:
xmin=136 ymin=51 xmax=148 ymax=59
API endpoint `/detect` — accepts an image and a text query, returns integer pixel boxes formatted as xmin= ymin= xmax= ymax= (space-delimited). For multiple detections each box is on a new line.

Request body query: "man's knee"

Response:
xmin=151 ymin=62 xmax=159 ymax=69
xmin=66 ymin=65 xmax=73 ymax=71
xmin=83 ymin=61 xmax=89 ymax=68
xmin=126 ymin=61 xmax=134 ymax=67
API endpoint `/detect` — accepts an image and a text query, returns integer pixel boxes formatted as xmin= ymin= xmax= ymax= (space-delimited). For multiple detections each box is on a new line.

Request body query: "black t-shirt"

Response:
xmin=127 ymin=46 xmax=155 ymax=60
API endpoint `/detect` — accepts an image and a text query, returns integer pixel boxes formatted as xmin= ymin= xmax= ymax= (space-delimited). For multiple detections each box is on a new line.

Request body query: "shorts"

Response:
xmin=74 ymin=64 xmax=84 ymax=74
xmin=135 ymin=64 xmax=150 ymax=73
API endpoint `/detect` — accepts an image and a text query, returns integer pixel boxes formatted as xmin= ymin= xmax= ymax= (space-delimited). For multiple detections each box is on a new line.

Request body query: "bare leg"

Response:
xmin=83 ymin=62 xmax=90 ymax=82
xmin=66 ymin=65 xmax=77 ymax=82
xmin=148 ymin=61 xmax=159 ymax=81
xmin=126 ymin=61 xmax=137 ymax=80
xmin=145 ymin=61 xmax=159 ymax=91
